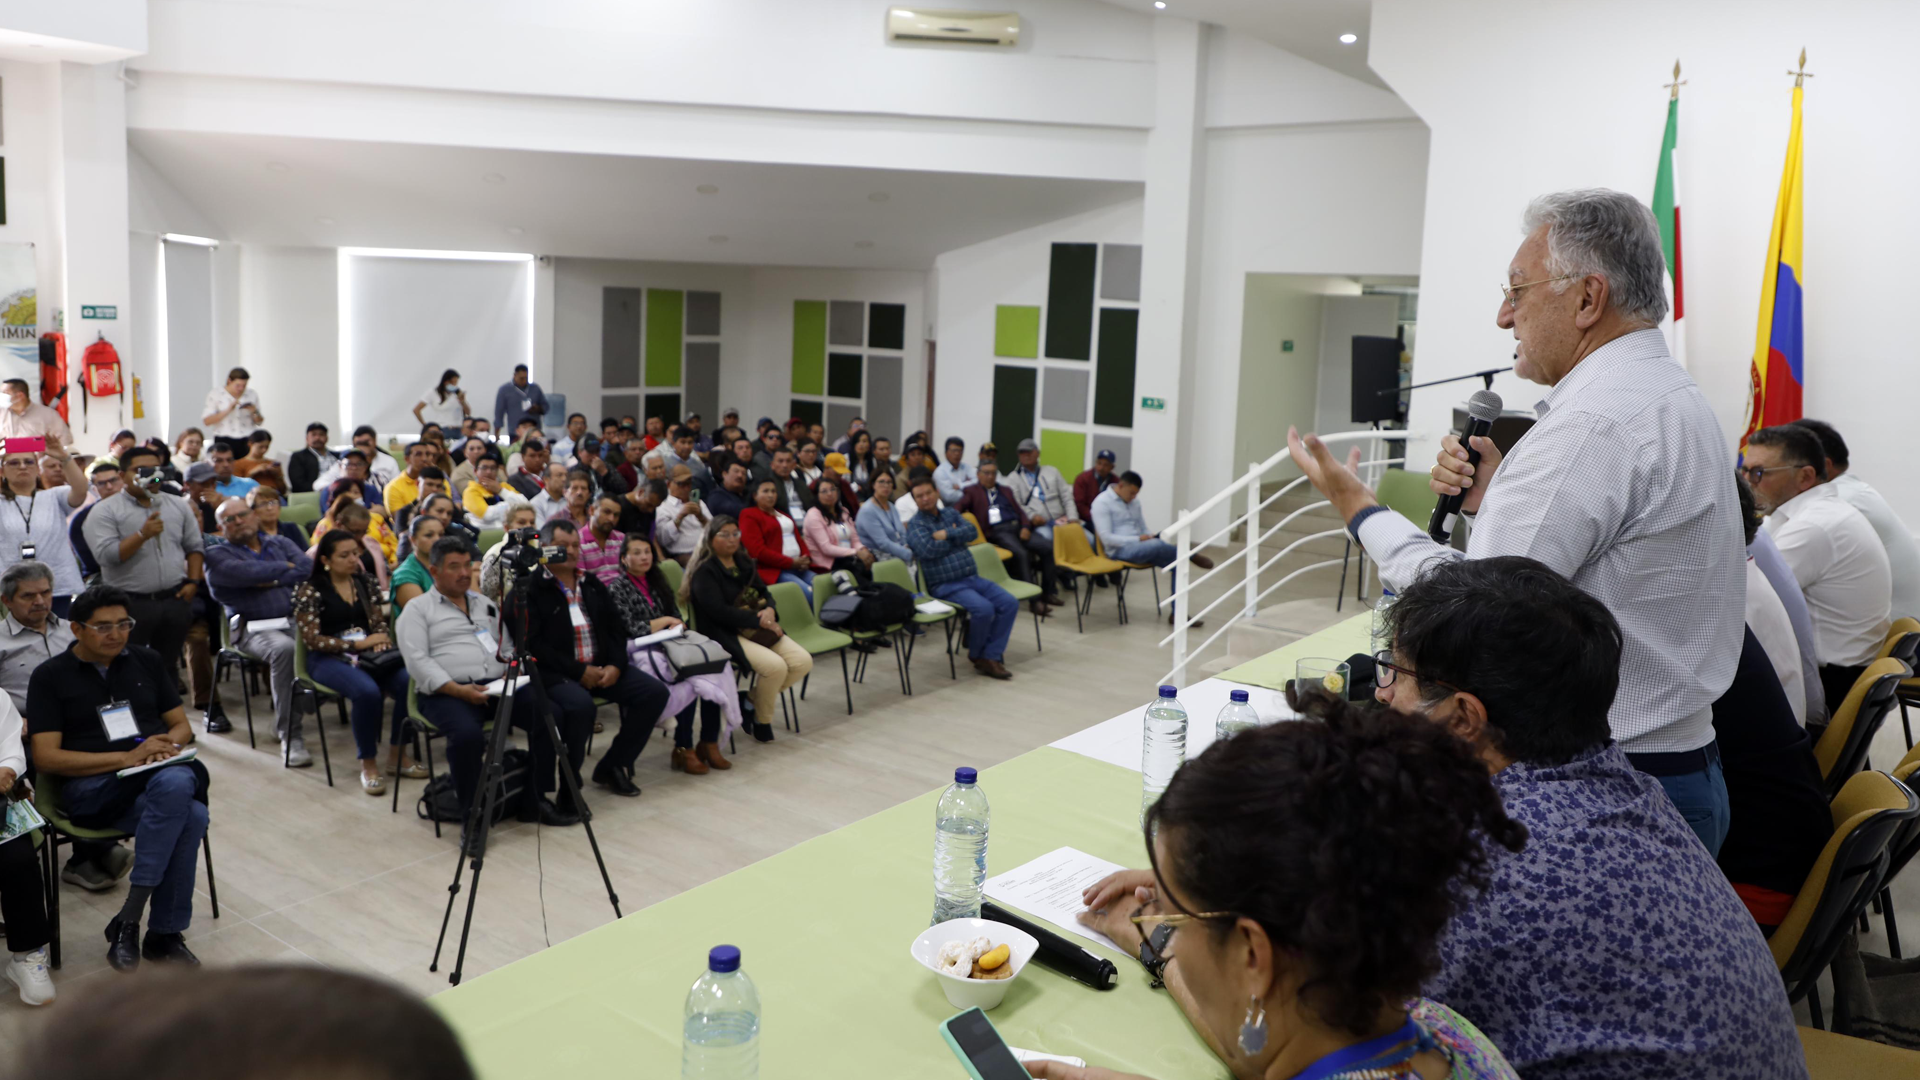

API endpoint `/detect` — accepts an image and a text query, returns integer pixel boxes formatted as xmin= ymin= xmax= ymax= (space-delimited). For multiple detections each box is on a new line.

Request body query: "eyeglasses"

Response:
xmin=1128 ymin=910 xmax=1233 ymax=929
xmin=1741 ymin=464 xmax=1802 ymax=485
xmin=80 ymin=618 xmax=137 ymax=634
xmin=1373 ymin=650 xmax=1465 ymax=695
xmin=1 ymin=458 xmax=36 ymax=469
xmin=219 ymin=510 xmax=254 ymax=525
xmin=1500 ymin=274 xmax=1579 ymax=309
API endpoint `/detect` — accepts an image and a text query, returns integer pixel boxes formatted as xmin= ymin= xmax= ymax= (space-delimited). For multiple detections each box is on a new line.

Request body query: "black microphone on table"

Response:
xmin=1427 ymin=388 xmax=1503 ymax=544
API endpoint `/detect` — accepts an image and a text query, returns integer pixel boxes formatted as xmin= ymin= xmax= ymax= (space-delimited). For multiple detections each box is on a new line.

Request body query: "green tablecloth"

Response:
xmin=1216 ymin=613 xmax=1372 ymax=692
xmin=433 ymin=747 xmax=1225 ymax=1079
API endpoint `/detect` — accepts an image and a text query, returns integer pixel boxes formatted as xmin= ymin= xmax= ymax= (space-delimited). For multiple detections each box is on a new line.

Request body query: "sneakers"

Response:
xmin=60 ymin=857 xmax=115 ymax=893
xmin=102 ymin=844 xmax=134 ymax=882
xmin=3 ymin=947 xmax=53 ymax=1005
xmin=387 ymin=759 xmax=430 ymax=779
xmin=283 ymin=737 xmax=313 ymax=768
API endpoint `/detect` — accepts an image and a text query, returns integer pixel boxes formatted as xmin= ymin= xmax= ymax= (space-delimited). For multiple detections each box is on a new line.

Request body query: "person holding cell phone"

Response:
xmin=28 ymin=584 xmax=206 ymax=974
xmin=201 ymin=367 xmax=263 ymax=442
xmin=0 ymin=433 xmax=87 ymax=618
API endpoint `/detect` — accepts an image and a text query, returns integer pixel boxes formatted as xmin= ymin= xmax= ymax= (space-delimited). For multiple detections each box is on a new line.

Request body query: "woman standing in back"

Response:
xmin=413 ymin=368 xmax=468 ymax=431
xmin=0 ymin=435 xmax=85 ymax=616
xmin=683 ymin=517 xmax=810 ymax=744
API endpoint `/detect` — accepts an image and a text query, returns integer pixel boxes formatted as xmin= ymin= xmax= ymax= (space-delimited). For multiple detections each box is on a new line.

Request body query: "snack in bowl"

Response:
xmin=935 ymin=935 xmax=1015 ymax=980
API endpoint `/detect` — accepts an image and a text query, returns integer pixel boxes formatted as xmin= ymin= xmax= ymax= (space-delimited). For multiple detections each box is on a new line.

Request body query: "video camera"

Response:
xmin=500 ymin=526 xmax=567 ymax=578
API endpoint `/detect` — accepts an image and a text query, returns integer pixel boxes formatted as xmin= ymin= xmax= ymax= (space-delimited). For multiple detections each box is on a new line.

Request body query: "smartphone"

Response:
xmin=939 ymin=1008 xmax=1030 ymax=1080
xmin=4 ymin=437 xmax=45 ymax=454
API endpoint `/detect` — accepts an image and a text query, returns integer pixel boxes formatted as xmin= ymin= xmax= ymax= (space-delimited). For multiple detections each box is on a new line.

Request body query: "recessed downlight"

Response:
xmin=1154 ymin=2 xmax=1166 ymax=8
xmin=505 ymin=226 xmax=524 ymax=236
xmin=854 ymin=241 xmax=875 ymax=249
xmin=696 ymin=184 xmax=719 ymax=194
xmin=1339 ymin=33 xmax=1358 ymax=44
xmin=482 ymin=172 xmax=507 ymax=184
xmin=868 ymin=192 xmax=891 ymax=203
xmin=708 ymin=235 xmax=729 ymax=244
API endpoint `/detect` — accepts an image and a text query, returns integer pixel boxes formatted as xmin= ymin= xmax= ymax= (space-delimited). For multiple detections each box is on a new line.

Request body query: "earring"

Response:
xmin=1238 ymin=996 xmax=1269 ymax=1056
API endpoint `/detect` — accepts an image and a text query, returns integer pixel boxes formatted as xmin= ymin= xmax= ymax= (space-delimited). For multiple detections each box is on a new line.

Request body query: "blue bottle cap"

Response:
xmin=955 ymin=767 xmax=977 ymax=784
xmin=1230 ymin=689 xmax=1249 ymax=702
xmin=708 ymin=945 xmax=741 ymax=973
xmin=1158 ymin=685 xmax=1178 ymax=698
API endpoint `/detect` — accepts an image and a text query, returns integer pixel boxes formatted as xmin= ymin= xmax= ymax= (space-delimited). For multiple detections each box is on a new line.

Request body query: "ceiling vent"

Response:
xmin=886 ymin=8 xmax=1021 ymax=47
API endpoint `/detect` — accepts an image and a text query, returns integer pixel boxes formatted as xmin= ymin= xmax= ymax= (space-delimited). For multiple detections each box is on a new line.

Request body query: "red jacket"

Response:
xmin=738 ymin=505 xmax=810 ymax=585
xmin=955 ymin=482 xmax=1030 ymax=533
xmin=1073 ymin=469 xmax=1114 ymax=523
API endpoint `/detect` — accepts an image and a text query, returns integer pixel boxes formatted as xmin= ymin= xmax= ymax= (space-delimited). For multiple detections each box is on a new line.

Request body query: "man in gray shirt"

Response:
xmin=81 ymin=445 xmax=212 ymax=725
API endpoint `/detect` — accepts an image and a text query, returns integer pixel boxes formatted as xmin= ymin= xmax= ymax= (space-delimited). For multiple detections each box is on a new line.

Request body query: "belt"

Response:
xmin=1625 ymin=740 xmax=1721 ymax=778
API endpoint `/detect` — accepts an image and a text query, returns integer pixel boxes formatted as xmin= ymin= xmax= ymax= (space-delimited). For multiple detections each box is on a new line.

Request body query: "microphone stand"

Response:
xmin=1377 ymin=366 xmax=1513 ymax=397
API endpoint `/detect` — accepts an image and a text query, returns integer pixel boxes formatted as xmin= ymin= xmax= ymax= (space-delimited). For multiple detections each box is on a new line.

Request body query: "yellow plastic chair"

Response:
xmin=1815 ymin=658 xmax=1906 ymax=797
xmin=1053 ymin=522 xmax=1128 ymax=632
xmin=1799 ymin=1025 xmax=1920 ymax=1079
xmin=961 ymin=512 xmax=1013 ymax=561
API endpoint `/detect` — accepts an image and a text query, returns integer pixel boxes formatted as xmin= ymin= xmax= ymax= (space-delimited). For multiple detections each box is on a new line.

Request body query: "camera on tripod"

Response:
xmin=500 ymin=526 xmax=566 ymax=577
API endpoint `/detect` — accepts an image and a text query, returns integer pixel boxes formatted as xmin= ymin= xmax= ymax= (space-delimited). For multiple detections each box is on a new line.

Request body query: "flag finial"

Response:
xmin=1789 ymin=48 xmax=1814 ymax=88
xmin=1665 ymin=59 xmax=1686 ymax=99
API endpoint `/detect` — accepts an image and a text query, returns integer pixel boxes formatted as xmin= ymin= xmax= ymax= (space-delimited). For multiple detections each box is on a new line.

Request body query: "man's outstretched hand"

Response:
xmin=1285 ymin=428 xmax=1376 ymax=522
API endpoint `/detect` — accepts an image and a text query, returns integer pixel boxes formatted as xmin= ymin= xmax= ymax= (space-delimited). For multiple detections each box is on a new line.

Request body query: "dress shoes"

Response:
xmin=749 ymin=721 xmax=776 ymax=743
xmin=972 ymin=658 xmax=1013 ymax=680
xmin=669 ymin=747 xmax=708 ymax=775
xmin=519 ymin=794 xmax=583 ymax=826
xmin=1040 ymin=593 xmax=1065 ymax=606
xmin=141 ymin=931 xmax=200 ymax=966
xmin=1189 ymin=553 xmax=1216 ymax=570
xmin=695 ymin=741 xmax=732 ymax=770
xmin=593 ymin=758 xmax=644 ymax=795
xmin=104 ymin=917 xmax=141 ymax=973
xmin=202 ymin=706 xmax=232 ymax=735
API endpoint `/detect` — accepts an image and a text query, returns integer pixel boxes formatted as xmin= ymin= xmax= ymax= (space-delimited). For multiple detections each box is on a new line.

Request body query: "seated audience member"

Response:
xmin=383 ymin=443 xmax=439 ymax=515
xmin=1748 ymin=493 xmax=1828 ymax=728
xmin=548 ymin=469 xmax=595 ymax=530
xmin=870 ymin=435 xmax=901 ymax=491
xmin=614 ymin=478 xmax=664 ymax=543
xmin=600 ymin=416 xmax=623 ymax=444
xmin=933 ymin=437 xmax=975 ymax=506
xmin=740 ymin=478 xmax=815 ymax=603
xmin=683 ymin=517 xmax=809 ymax=742
xmin=844 ymin=431 xmax=877 ymax=493
xmin=956 ymin=460 xmax=1061 ymax=613
xmin=248 ymin=484 xmax=307 ymax=548
xmin=687 ymin=412 xmax=713 ymax=454
xmin=506 ymin=438 xmax=552 ymax=499
xmin=170 ymin=427 xmax=205 ymax=478
xmin=29 ymin=585 xmax=207 ymax=971
xmin=640 ymin=448 xmax=669 ymax=486
xmin=655 ymin=466 xmax=710 ymax=565
xmin=1064 ymin=701 xmax=1526 ymax=1080
xmin=528 ymin=462 xmax=574 ymax=525
xmin=462 ymin=456 xmax=529 ymax=528
xmin=390 ymin=513 xmax=447 ymax=614
xmin=287 ymin=421 xmax=337 ymax=494
xmin=1746 ymin=424 xmax=1892 ymax=712
xmin=448 ymin=433 xmax=492 ymax=496
xmin=906 ymin=476 xmax=1017 ymax=679
xmin=638 ymin=415 xmax=665 ymax=452
xmin=317 ymin=450 xmax=381 ymax=513
xmin=703 ymin=459 xmax=753 ymax=525
xmin=794 ymin=442 xmax=823 ymax=488
xmin=754 ymin=448 xmax=813 ymax=520
xmin=295 ymin=529 xmax=420 ymax=793
xmin=727 ymin=435 xmax=757 ymax=475
xmin=1792 ymin=417 xmax=1920 ymax=620
xmin=751 ymin=428 xmax=784 ymax=474
xmin=313 ymin=500 xmax=389 ymax=589
xmin=807 ymin=422 xmax=827 ymax=449
xmin=504 ymin=520 xmax=670 ymax=801
xmin=604 ymin=534 xmax=739 ymax=775
xmin=573 ymin=434 xmax=630 ymax=498
xmin=0 ymin=434 xmax=86 ymax=613
xmin=616 ymin=440 xmax=647 ymax=489
xmin=1006 ymin=437 xmax=1077 ymax=546
xmin=397 ymin=537 xmax=570 ymax=854
xmin=230 ymin=429 xmax=276 ymax=478
xmin=0 ymin=376 xmax=73 ymax=443
xmin=396 ymin=491 xmax=473 ymax=556
xmin=206 ymin=498 xmax=313 ymax=764
xmin=803 ymin=476 xmax=874 ymax=583
xmin=0 ymin=671 xmax=53 ymax=1003
xmin=818 ymin=452 xmax=861 ymax=511
xmin=182 ymin=463 xmax=223 ymax=534
xmin=897 ymin=467 xmax=933 ymax=528
xmin=579 ymin=493 xmax=627 ymax=585
xmin=551 ymin=412 xmax=589 ymax=461
xmin=206 ymin=442 xmax=258 ymax=500
xmin=782 ymin=417 xmax=808 ymax=449
xmin=104 ymin=429 xmax=139 ymax=466
xmin=1074 ymin=448 xmax=1119 ymax=522
xmin=479 ymin=504 xmax=540 ymax=601
xmin=856 ymin=470 xmax=915 ymax=568
xmin=1735 ymin=474 xmax=1809 ymax=726
xmin=505 ymin=418 xmax=541 ymax=469
xmin=1092 ymin=471 xmax=1216 ymax=623
xmin=831 ymin=417 xmax=865 ymax=456
xmin=660 ymin=425 xmax=712 ymax=495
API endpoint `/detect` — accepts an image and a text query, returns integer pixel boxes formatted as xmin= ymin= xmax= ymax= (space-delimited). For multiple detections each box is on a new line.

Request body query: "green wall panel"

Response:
xmin=1092 ymin=307 xmax=1139 ymax=428
xmin=990 ymin=365 xmax=1037 ymax=460
xmin=1044 ymin=243 xmax=1098 ymax=360
xmin=1038 ymin=428 xmax=1086 ymax=478
xmin=994 ymin=305 xmax=1040 ymax=359
xmin=791 ymin=300 xmax=827 ymax=394
xmin=645 ymin=289 xmax=684 ymax=387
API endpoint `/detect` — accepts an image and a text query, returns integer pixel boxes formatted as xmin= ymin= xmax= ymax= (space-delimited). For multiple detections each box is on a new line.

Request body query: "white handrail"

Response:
xmin=1159 ymin=430 xmax=1403 ymax=541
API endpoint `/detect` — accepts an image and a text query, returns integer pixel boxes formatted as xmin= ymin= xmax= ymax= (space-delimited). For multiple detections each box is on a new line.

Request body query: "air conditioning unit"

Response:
xmin=886 ymin=7 xmax=1021 ymax=47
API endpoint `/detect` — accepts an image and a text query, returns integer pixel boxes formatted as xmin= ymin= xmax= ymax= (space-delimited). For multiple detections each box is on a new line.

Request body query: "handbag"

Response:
xmin=731 ymin=572 xmax=782 ymax=647
xmin=659 ymin=629 xmax=731 ymax=678
xmin=354 ymin=647 xmax=406 ymax=681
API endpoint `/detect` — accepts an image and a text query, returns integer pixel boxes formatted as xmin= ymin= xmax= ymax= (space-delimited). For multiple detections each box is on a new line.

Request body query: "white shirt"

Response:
xmin=0 ymin=487 xmax=82 ymax=596
xmin=897 ymin=496 xmax=920 ymax=529
xmin=777 ymin=513 xmax=801 ymax=561
xmin=1829 ymin=472 xmax=1920 ymax=621
xmin=1746 ymin=559 xmax=1807 ymax=727
xmin=315 ymin=454 xmax=397 ymax=492
xmin=416 ymin=386 xmax=466 ymax=429
xmin=656 ymin=493 xmax=708 ymax=556
xmin=1355 ymin=329 xmax=1744 ymax=754
xmin=1765 ymin=482 xmax=1892 ymax=667
xmin=202 ymin=386 xmax=263 ymax=439
xmin=531 ymin=489 xmax=568 ymax=526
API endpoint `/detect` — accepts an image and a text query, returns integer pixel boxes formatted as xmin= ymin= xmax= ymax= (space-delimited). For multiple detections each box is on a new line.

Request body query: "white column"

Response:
xmin=52 ymin=61 xmax=133 ymax=446
xmin=1132 ymin=18 xmax=1208 ymax=530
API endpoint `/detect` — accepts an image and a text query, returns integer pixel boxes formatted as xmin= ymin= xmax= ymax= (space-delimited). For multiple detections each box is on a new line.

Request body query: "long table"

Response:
xmin=433 ymin=616 xmax=1373 ymax=1078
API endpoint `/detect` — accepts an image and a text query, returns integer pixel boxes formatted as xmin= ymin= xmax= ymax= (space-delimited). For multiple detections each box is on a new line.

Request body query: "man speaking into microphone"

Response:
xmin=1288 ymin=189 xmax=1744 ymax=854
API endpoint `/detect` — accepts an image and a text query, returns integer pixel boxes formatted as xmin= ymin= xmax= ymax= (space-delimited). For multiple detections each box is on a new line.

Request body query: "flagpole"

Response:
xmin=1653 ymin=60 xmax=1686 ymax=368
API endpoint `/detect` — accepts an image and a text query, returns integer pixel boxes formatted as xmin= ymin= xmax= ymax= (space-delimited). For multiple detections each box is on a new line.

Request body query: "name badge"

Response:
xmin=520 ymin=398 xmax=531 ymax=411
xmin=987 ymin=506 xmax=1003 ymax=526
xmin=473 ymin=625 xmax=499 ymax=655
xmin=340 ymin=628 xmax=367 ymax=643
xmin=568 ymin=602 xmax=589 ymax=628
xmin=98 ymin=701 xmax=141 ymax=742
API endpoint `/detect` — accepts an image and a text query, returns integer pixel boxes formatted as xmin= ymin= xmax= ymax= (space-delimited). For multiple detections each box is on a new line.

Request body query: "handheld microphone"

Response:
xmin=1427 ymin=388 xmax=1503 ymax=543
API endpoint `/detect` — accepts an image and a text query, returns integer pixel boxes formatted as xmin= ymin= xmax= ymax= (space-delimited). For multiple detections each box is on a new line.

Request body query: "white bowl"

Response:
xmin=910 ymin=917 xmax=1040 ymax=1011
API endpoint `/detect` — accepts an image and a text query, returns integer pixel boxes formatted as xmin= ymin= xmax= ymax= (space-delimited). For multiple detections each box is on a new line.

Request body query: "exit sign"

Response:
xmin=1282 ymin=340 xmax=1295 ymax=352
xmin=81 ymin=305 xmax=117 ymax=320
xmin=1140 ymin=396 xmax=1166 ymax=411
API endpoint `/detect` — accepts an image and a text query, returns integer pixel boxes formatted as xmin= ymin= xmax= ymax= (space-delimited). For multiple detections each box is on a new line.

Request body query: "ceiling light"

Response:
xmin=265 ymin=162 xmax=289 ymax=173
xmin=696 ymin=184 xmax=719 ymax=195
xmin=482 ymin=172 xmax=507 ymax=185
xmin=1339 ymin=33 xmax=1357 ymax=44
xmin=855 ymin=241 xmax=875 ymax=249
xmin=708 ymin=235 xmax=729 ymax=244
xmin=1154 ymin=2 xmax=1166 ymax=8
xmin=315 ymin=217 xmax=335 ymax=227
xmin=505 ymin=226 xmax=524 ymax=236
xmin=868 ymin=192 xmax=890 ymax=203
xmin=161 ymin=233 xmax=220 ymax=247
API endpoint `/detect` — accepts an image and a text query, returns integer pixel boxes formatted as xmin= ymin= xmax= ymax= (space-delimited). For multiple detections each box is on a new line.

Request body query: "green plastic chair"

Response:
xmin=280 ymin=500 xmax=322 ymax=529
xmin=971 ymin=544 xmax=1044 ymax=653
xmin=288 ymin=490 xmax=321 ymax=513
xmin=658 ymin=559 xmax=685 ymax=597
xmin=814 ymin=571 xmax=910 ymax=696
xmin=289 ymin=636 xmax=348 ymax=788
xmin=477 ymin=528 xmax=506 ymax=555
xmin=34 ymin=772 xmax=219 ymax=969
xmin=1339 ymin=467 xmax=1439 ymax=609
xmin=212 ymin=609 xmax=264 ymax=750
xmin=768 ymin=581 xmax=852 ymax=720
xmin=872 ymin=558 xmax=957 ymax=681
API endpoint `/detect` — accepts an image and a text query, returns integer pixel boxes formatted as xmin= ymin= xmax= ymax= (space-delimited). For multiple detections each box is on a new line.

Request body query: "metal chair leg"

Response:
xmin=839 ymin=650 xmax=854 ymax=715
xmin=1031 ymin=608 xmax=1042 ymax=652
xmin=42 ymin=831 xmax=59 ymax=969
xmin=1808 ymin=981 xmax=1825 ymax=1030
xmin=1884 ymin=886 xmax=1902 ymax=960
xmin=1902 ymin=699 xmax=1914 ymax=749
xmin=788 ymin=686 xmax=803 ymax=733
xmin=202 ymin=833 xmax=219 ymax=918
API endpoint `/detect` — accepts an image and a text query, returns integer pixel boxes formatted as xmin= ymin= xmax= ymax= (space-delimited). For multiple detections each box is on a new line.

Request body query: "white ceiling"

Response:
xmin=128 ymin=130 xmax=1142 ymax=270
xmin=1101 ymin=0 xmax=1382 ymax=88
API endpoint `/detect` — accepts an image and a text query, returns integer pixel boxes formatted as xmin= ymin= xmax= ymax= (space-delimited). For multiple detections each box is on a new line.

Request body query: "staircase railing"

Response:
xmin=1152 ymin=429 xmax=1429 ymax=686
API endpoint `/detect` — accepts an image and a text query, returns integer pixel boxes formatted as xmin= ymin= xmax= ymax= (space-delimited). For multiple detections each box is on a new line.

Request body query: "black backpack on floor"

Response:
xmin=849 ymin=582 xmax=916 ymax=633
xmin=416 ymin=748 xmax=530 ymax=824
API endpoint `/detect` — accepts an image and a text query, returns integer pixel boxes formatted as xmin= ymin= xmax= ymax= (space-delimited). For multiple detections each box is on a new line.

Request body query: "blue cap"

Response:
xmin=1158 ymin=685 xmax=1177 ymax=698
xmin=708 ymin=945 xmax=741 ymax=973
xmin=955 ymin=767 xmax=977 ymax=784
xmin=1230 ymin=689 xmax=1249 ymax=702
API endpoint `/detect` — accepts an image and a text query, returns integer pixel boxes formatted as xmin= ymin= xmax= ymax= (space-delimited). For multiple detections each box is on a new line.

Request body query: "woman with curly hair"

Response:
xmin=1056 ymin=694 xmax=1526 ymax=1080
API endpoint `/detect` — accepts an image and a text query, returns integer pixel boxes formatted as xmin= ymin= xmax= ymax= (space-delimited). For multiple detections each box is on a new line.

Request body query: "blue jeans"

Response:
xmin=1654 ymin=760 xmax=1731 ymax=856
xmin=546 ymin=666 xmax=669 ymax=774
xmin=309 ymin=653 xmax=412 ymax=760
xmin=930 ymin=576 xmax=1019 ymax=662
xmin=62 ymin=766 xmax=207 ymax=935
xmin=1106 ymin=537 xmax=1178 ymax=568
xmin=419 ymin=688 xmax=541 ymax=815
xmin=777 ymin=568 xmax=815 ymax=605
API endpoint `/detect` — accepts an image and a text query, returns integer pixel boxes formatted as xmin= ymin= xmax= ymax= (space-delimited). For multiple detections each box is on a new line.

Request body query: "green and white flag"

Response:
xmin=1652 ymin=84 xmax=1686 ymax=368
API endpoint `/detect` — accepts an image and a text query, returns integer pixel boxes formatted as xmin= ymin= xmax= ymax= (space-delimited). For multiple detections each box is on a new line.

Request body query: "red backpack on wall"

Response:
xmin=37 ymin=332 xmax=68 ymax=422
xmin=76 ymin=336 xmax=123 ymax=426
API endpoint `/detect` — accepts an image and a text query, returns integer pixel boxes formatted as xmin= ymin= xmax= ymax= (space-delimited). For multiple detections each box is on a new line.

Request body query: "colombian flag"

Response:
xmin=1743 ymin=84 xmax=1805 ymax=450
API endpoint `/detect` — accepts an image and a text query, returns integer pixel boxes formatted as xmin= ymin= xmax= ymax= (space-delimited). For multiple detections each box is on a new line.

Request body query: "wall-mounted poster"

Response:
xmin=0 ymin=242 xmax=36 ymax=382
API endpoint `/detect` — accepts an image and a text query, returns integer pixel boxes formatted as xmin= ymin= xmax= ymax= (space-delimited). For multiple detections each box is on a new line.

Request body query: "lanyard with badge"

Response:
xmin=98 ymin=701 xmax=142 ymax=742
xmin=8 ymin=492 xmax=36 ymax=560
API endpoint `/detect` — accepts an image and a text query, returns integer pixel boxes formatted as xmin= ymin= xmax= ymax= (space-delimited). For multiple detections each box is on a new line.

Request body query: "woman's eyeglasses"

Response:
xmin=1372 ymin=650 xmax=1465 ymax=695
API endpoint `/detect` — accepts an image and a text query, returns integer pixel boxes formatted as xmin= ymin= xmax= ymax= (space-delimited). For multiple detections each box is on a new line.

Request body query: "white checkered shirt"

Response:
xmin=1356 ymin=328 xmax=1745 ymax=753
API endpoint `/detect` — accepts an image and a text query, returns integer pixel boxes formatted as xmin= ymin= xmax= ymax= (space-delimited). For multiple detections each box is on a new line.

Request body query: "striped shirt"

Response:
xmin=1355 ymin=329 xmax=1744 ymax=753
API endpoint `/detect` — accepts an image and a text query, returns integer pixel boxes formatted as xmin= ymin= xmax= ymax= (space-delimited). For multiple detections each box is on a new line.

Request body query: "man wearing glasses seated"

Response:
xmin=28 ymin=585 xmax=208 ymax=973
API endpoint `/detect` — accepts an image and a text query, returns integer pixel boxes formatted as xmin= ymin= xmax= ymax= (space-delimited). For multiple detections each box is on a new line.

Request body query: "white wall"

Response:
xmin=1371 ymin=0 xmax=1920 ymax=522
xmin=1232 ymin=276 xmax=1328 ymax=479
xmin=237 ymin=245 xmax=338 ymax=439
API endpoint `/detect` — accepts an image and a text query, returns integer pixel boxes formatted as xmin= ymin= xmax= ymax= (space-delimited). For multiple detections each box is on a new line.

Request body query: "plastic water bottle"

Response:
xmin=931 ymin=767 xmax=991 ymax=924
xmin=1215 ymin=689 xmax=1262 ymax=740
xmin=682 ymin=945 xmax=760 ymax=1079
xmin=1370 ymin=588 xmax=1398 ymax=654
xmin=1141 ymin=685 xmax=1188 ymax=821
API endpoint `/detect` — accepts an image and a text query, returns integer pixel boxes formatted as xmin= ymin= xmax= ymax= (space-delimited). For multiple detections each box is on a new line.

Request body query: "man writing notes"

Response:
xmin=1288 ymin=189 xmax=1744 ymax=855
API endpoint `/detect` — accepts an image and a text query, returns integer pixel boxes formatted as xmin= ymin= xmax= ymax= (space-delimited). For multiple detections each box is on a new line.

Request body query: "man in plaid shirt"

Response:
xmin=905 ymin=475 xmax=1018 ymax=680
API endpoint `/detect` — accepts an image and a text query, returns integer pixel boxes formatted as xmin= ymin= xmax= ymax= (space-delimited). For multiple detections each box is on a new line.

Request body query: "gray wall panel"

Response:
xmin=1091 ymin=433 xmax=1132 ymax=474
xmin=865 ymin=354 xmax=903 ymax=445
xmin=684 ymin=341 xmax=721 ymax=424
xmin=829 ymin=300 xmax=864 ymax=346
xmin=601 ymin=286 xmax=641 ymax=388
xmin=1041 ymin=367 xmax=1090 ymax=422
